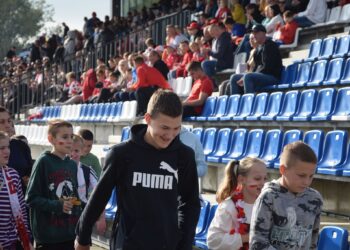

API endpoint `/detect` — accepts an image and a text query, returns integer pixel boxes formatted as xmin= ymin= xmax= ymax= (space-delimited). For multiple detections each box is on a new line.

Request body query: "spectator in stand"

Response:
xmin=277 ymin=0 xmax=287 ymax=12
xmin=294 ymin=0 xmax=327 ymax=27
xmin=205 ymin=0 xmax=219 ymax=17
xmin=182 ymin=61 xmax=214 ymax=118
xmin=164 ymin=44 xmax=181 ymax=70
xmin=285 ymin=0 xmax=309 ymax=13
xmin=129 ymin=56 xmax=171 ymax=116
xmin=263 ymin=4 xmax=283 ymax=37
xmin=215 ymin=0 xmax=231 ymax=21
xmin=62 ymin=22 xmax=70 ymax=38
xmin=259 ymin=0 xmax=278 ymax=14
xmin=198 ymin=12 xmax=211 ymax=27
xmin=165 ymin=24 xmax=189 ymax=48
xmin=224 ymin=17 xmax=245 ymax=44
xmin=187 ymin=21 xmax=204 ymax=42
xmin=87 ymin=12 xmax=101 ymax=37
xmin=148 ymin=50 xmax=169 ymax=80
xmin=273 ymin=10 xmax=299 ymax=45
xmin=96 ymin=71 xmax=121 ymax=103
xmin=143 ymin=38 xmax=156 ymax=59
xmin=78 ymin=129 xmax=102 ymax=178
xmin=83 ymin=17 xmax=89 ymax=37
xmin=82 ymin=68 xmax=97 ymax=102
xmin=201 ymin=22 xmax=234 ymax=83
xmin=245 ymin=4 xmax=265 ymax=32
xmin=30 ymin=40 xmax=42 ymax=63
xmin=190 ymin=41 xmax=207 ymax=63
xmin=230 ymin=24 xmax=283 ymax=94
xmin=230 ymin=0 xmax=246 ymax=32
xmin=61 ymin=72 xmax=83 ymax=104
xmin=6 ymin=46 xmax=16 ymax=60
xmin=169 ymin=40 xmax=193 ymax=79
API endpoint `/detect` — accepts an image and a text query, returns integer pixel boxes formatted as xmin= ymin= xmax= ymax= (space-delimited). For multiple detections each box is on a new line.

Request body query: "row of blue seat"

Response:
xmin=265 ymin=56 xmax=350 ymax=90
xmin=186 ymin=87 xmax=350 ymax=122
xmin=191 ymin=127 xmax=350 ymax=176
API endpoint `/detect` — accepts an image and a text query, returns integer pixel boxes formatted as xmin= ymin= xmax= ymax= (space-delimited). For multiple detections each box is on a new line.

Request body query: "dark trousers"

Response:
xmin=182 ymin=106 xmax=199 ymax=118
xmin=135 ymin=86 xmax=159 ymax=115
xmin=34 ymin=240 xmax=74 ymax=250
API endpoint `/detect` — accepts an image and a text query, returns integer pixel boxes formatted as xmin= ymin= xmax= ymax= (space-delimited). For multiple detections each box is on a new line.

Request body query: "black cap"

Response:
xmin=252 ymin=24 xmax=267 ymax=33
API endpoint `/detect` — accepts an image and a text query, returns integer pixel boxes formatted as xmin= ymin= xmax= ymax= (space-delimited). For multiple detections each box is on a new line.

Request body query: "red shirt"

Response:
xmin=165 ymin=51 xmax=181 ymax=70
xmin=131 ymin=63 xmax=171 ymax=90
xmin=176 ymin=51 xmax=193 ymax=77
xmin=278 ymin=20 xmax=299 ymax=45
xmin=82 ymin=69 xmax=97 ymax=102
xmin=188 ymin=75 xmax=214 ymax=114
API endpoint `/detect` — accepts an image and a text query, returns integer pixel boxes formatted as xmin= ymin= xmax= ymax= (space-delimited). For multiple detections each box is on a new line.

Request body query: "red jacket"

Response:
xmin=176 ymin=51 xmax=193 ymax=77
xmin=82 ymin=69 xmax=97 ymax=102
xmin=131 ymin=63 xmax=171 ymax=90
xmin=278 ymin=20 xmax=299 ymax=45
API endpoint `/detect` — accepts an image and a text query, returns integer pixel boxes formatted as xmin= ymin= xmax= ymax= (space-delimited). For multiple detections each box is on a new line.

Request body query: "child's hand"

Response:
xmin=96 ymin=216 xmax=107 ymax=234
xmin=241 ymin=233 xmax=249 ymax=243
xmin=62 ymin=200 xmax=73 ymax=214
xmin=74 ymin=240 xmax=90 ymax=250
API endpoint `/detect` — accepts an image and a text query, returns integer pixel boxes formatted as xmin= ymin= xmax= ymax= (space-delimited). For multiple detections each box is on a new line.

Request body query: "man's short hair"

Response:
xmin=134 ymin=56 xmax=145 ymax=65
xmin=48 ymin=119 xmax=73 ymax=137
xmin=147 ymin=89 xmax=183 ymax=118
xmin=78 ymin=129 xmax=94 ymax=141
xmin=72 ymin=134 xmax=84 ymax=145
xmin=186 ymin=61 xmax=203 ymax=72
xmin=283 ymin=10 xmax=294 ymax=19
xmin=280 ymin=141 xmax=317 ymax=168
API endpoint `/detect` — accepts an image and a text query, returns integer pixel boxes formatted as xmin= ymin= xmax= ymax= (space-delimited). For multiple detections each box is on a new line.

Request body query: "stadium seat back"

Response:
xmin=293 ymin=62 xmax=312 ymax=87
xmin=276 ymin=90 xmax=300 ymax=120
xmin=210 ymin=95 xmax=229 ymax=119
xmin=293 ymin=89 xmax=317 ymax=121
xmin=280 ymin=63 xmax=298 ymax=86
xmin=340 ymin=57 xmax=350 ymax=85
xmin=311 ymin=88 xmax=336 ymax=121
xmin=303 ymin=130 xmax=325 ymax=162
xmin=219 ymin=94 xmax=241 ymax=120
xmin=121 ymin=126 xmax=131 ymax=142
xmin=318 ymin=130 xmax=348 ymax=168
xmin=318 ymin=226 xmax=349 ymax=250
xmin=221 ymin=128 xmax=248 ymax=163
xmin=192 ymin=127 xmax=204 ymax=144
xmin=242 ymin=129 xmax=265 ymax=158
xmin=327 ymin=6 xmax=342 ymax=23
xmin=307 ymin=60 xmax=328 ymax=86
xmin=196 ymin=200 xmax=210 ymax=236
xmin=199 ymin=96 xmax=217 ymax=118
xmin=331 ymin=87 xmax=350 ymax=119
xmin=260 ymin=92 xmax=284 ymax=120
xmin=202 ymin=128 xmax=218 ymax=156
xmin=207 ymin=128 xmax=232 ymax=161
xmin=324 ymin=58 xmax=344 ymax=85
xmin=307 ymin=39 xmax=322 ymax=60
xmin=260 ymin=129 xmax=283 ymax=163
xmin=233 ymin=93 xmax=254 ymax=120
xmin=246 ymin=93 xmax=269 ymax=120
xmin=339 ymin=3 xmax=350 ymax=22
xmin=333 ymin=35 xmax=350 ymax=58
xmin=319 ymin=37 xmax=336 ymax=59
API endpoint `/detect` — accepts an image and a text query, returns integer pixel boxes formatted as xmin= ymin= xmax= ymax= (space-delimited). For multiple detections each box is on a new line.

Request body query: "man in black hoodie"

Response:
xmin=75 ymin=90 xmax=200 ymax=250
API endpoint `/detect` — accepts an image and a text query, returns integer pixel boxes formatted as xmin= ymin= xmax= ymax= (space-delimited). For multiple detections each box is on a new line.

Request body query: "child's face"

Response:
xmin=240 ymin=163 xmax=267 ymax=199
xmin=281 ymin=160 xmax=316 ymax=193
xmin=144 ymin=113 xmax=182 ymax=149
xmin=0 ymin=111 xmax=14 ymax=136
xmin=71 ymin=141 xmax=83 ymax=164
xmin=82 ymin=139 xmax=93 ymax=156
xmin=284 ymin=16 xmax=292 ymax=23
xmin=50 ymin=126 xmax=74 ymax=157
xmin=0 ymin=137 xmax=10 ymax=166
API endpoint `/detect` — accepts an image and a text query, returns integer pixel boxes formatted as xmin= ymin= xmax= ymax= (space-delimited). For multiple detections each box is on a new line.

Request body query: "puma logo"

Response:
xmin=160 ymin=161 xmax=178 ymax=182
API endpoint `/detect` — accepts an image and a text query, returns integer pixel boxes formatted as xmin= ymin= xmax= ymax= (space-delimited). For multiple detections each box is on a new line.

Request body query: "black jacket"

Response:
xmin=209 ymin=31 xmax=234 ymax=71
xmin=153 ymin=59 xmax=169 ymax=80
xmin=76 ymin=124 xmax=200 ymax=250
xmin=253 ymin=39 xmax=283 ymax=80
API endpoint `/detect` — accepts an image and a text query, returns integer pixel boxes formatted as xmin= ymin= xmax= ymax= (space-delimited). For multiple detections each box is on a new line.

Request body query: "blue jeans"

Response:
xmin=294 ymin=16 xmax=315 ymax=28
xmin=230 ymin=72 xmax=279 ymax=94
xmin=201 ymin=60 xmax=217 ymax=78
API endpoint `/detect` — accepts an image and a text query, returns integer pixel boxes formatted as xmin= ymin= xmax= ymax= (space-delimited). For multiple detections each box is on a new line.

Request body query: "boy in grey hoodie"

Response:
xmin=249 ymin=141 xmax=323 ymax=250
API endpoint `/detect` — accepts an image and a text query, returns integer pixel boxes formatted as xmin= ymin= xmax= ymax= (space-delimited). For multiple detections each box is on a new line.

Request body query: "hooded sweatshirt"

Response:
xmin=25 ymin=152 xmax=82 ymax=244
xmin=249 ymin=179 xmax=323 ymax=250
xmin=76 ymin=124 xmax=200 ymax=250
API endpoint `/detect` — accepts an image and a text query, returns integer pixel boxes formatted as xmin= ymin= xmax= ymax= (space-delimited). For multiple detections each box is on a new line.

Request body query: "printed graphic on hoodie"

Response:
xmin=132 ymin=161 xmax=178 ymax=189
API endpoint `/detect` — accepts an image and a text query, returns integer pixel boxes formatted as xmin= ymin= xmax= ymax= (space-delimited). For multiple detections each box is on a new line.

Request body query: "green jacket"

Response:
xmin=25 ymin=151 xmax=82 ymax=244
xmin=80 ymin=152 xmax=101 ymax=178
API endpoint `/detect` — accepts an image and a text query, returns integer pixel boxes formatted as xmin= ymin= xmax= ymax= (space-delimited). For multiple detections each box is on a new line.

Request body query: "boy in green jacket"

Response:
xmin=26 ymin=120 xmax=82 ymax=250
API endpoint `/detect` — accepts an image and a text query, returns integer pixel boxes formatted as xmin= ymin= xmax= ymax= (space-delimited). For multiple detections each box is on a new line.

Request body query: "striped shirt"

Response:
xmin=0 ymin=167 xmax=30 ymax=248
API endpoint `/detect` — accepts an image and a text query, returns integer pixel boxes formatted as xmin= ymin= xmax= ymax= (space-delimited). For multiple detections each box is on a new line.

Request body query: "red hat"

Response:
xmin=187 ymin=22 xmax=200 ymax=30
xmin=208 ymin=18 xmax=219 ymax=25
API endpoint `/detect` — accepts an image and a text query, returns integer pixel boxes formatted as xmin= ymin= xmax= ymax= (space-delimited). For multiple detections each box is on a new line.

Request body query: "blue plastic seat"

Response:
xmin=186 ymin=96 xmax=217 ymax=121
xmin=221 ymin=128 xmax=248 ymax=163
xmin=260 ymin=92 xmax=284 ymax=121
xmin=311 ymin=88 xmax=336 ymax=121
xmin=332 ymin=35 xmax=350 ymax=58
xmin=306 ymin=60 xmax=328 ymax=87
xmin=232 ymin=93 xmax=255 ymax=121
xmin=192 ymin=127 xmax=204 ymax=144
xmin=323 ymin=58 xmax=345 ymax=86
xmin=293 ymin=89 xmax=318 ymax=121
xmin=195 ymin=200 xmax=211 ymax=238
xmin=292 ymin=62 xmax=312 ymax=88
xmin=121 ymin=126 xmax=131 ymax=142
xmin=42 ymin=106 xmax=54 ymax=122
xmin=91 ymin=103 xmax=104 ymax=122
xmin=331 ymin=87 xmax=350 ymax=121
xmin=110 ymin=102 xmax=123 ymax=121
xmin=276 ymin=90 xmax=300 ymax=121
xmin=77 ymin=104 xmax=91 ymax=122
xmin=304 ymin=39 xmax=322 ymax=62
xmin=35 ymin=107 xmax=49 ymax=122
xmin=339 ymin=143 xmax=350 ymax=177
xmin=83 ymin=103 xmax=98 ymax=122
xmin=52 ymin=106 xmax=61 ymax=119
xmin=273 ymin=130 xmax=303 ymax=168
xmin=317 ymin=130 xmax=348 ymax=173
xmin=202 ymin=128 xmax=218 ymax=156
xmin=105 ymin=189 xmax=117 ymax=220
xmin=219 ymin=95 xmax=241 ymax=121
xmin=194 ymin=204 xmax=218 ymax=249
xmin=303 ymin=130 xmax=325 ymax=163
xmin=207 ymin=95 xmax=229 ymax=121
xmin=96 ymin=103 xmax=110 ymax=122
xmin=317 ymin=226 xmax=349 ymax=250
xmin=240 ymin=129 xmax=266 ymax=158
xmin=100 ymin=103 xmax=113 ymax=122
xmin=276 ymin=63 xmax=299 ymax=89
xmin=340 ymin=57 xmax=350 ymax=85
xmin=259 ymin=129 xmax=283 ymax=167
xmin=246 ymin=93 xmax=269 ymax=121
xmin=318 ymin=37 xmax=336 ymax=60
xmin=207 ymin=128 xmax=232 ymax=162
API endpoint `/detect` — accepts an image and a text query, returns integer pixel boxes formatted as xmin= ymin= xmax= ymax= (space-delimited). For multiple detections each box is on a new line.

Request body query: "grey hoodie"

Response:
xmin=249 ymin=179 xmax=323 ymax=250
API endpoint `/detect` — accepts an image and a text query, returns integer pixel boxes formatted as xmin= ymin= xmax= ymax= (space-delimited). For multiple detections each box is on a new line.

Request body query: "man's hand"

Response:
xmin=237 ymin=77 xmax=244 ymax=86
xmin=75 ymin=239 xmax=90 ymax=250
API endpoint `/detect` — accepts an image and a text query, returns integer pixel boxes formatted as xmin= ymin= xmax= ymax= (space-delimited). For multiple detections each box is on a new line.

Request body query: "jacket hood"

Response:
xmin=130 ymin=124 xmax=182 ymax=152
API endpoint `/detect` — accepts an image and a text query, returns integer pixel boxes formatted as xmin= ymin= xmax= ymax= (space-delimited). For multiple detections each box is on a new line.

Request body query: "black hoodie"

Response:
xmin=76 ymin=124 xmax=200 ymax=250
